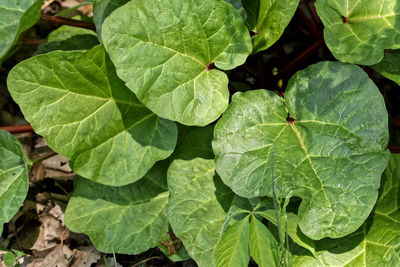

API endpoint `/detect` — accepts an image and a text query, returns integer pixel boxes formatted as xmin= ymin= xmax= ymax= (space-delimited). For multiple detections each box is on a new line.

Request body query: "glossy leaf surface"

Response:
xmin=167 ymin=158 xmax=228 ymax=267
xmin=7 ymin=45 xmax=177 ymax=186
xmin=0 ymin=0 xmax=43 ymax=60
xmin=243 ymin=0 xmax=300 ymax=53
xmin=64 ymin=162 xmax=170 ymax=254
xmin=35 ymin=25 xmax=99 ymax=55
xmin=213 ymin=61 xmax=390 ymax=239
xmin=102 ymin=0 xmax=252 ymax=126
xmin=315 ymin=0 xmax=400 ymax=65
xmin=0 ymin=130 xmax=30 ymax=234
xmin=215 ymin=216 xmax=250 ymax=267
xmin=371 ymin=49 xmax=400 ymax=85
xmin=292 ymin=154 xmax=400 ymax=266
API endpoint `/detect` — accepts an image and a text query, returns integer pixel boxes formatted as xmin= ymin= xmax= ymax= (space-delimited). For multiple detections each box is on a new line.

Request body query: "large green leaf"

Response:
xmin=213 ymin=61 xmax=390 ymax=239
xmin=215 ymin=216 xmax=250 ymax=267
xmin=0 ymin=0 xmax=43 ymax=60
xmin=7 ymin=45 xmax=177 ymax=186
xmin=64 ymin=161 xmax=170 ymax=254
xmin=249 ymin=215 xmax=279 ymax=267
xmin=34 ymin=25 xmax=99 ymax=55
xmin=92 ymin=0 xmax=130 ymax=41
xmin=167 ymin=158 xmax=229 ymax=267
xmin=0 ymin=130 xmax=30 ymax=235
xmin=242 ymin=0 xmax=300 ymax=54
xmin=315 ymin=0 xmax=400 ymax=65
xmin=292 ymin=154 xmax=400 ymax=266
xmin=371 ymin=49 xmax=400 ymax=85
xmin=102 ymin=0 xmax=252 ymax=126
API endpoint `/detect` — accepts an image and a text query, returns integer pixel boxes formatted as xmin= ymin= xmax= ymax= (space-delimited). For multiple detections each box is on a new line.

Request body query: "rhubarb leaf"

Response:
xmin=213 ymin=61 xmax=390 ymax=239
xmin=102 ymin=0 xmax=252 ymax=126
xmin=7 ymin=45 xmax=177 ymax=186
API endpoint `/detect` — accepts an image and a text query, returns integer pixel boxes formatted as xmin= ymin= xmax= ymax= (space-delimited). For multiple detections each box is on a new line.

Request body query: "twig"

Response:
xmin=41 ymin=15 xmax=96 ymax=30
xmin=32 ymin=151 xmax=58 ymax=165
xmin=0 ymin=124 xmax=33 ymax=134
xmin=22 ymin=38 xmax=44 ymax=45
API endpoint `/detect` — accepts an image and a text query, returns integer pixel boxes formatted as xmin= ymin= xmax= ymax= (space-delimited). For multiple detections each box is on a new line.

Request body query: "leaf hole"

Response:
xmin=286 ymin=113 xmax=296 ymax=124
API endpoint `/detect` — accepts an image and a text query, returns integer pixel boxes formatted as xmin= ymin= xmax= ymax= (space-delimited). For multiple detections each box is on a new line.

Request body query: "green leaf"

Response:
xmin=249 ymin=215 xmax=279 ymax=267
xmin=102 ymin=0 xmax=252 ymax=126
xmin=64 ymin=161 xmax=170 ymax=254
xmin=92 ymin=0 xmax=130 ymax=41
xmin=7 ymin=45 xmax=177 ymax=186
xmin=215 ymin=216 xmax=250 ymax=267
xmin=315 ymin=0 xmax=400 ymax=65
xmin=371 ymin=49 xmax=400 ymax=85
xmin=34 ymin=25 xmax=99 ymax=55
xmin=0 ymin=0 xmax=43 ymax=60
xmin=0 ymin=130 xmax=30 ymax=235
xmin=242 ymin=0 xmax=300 ymax=54
xmin=223 ymin=0 xmax=247 ymax=20
xmin=167 ymin=158 xmax=228 ymax=267
xmin=171 ymin=124 xmax=215 ymax=161
xmin=292 ymin=154 xmax=400 ymax=266
xmin=213 ymin=61 xmax=390 ymax=239
xmin=3 ymin=251 xmax=16 ymax=267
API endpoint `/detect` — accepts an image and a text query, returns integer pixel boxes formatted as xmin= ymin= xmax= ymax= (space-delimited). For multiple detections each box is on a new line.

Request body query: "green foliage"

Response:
xmin=102 ymin=0 xmax=252 ymax=126
xmin=8 ymin=45 xmax=177 ymax=186
xmin=213 ymin=61 xmax=390 ymax=239
xmin=0 ymin=0 xmax=43 ymax=61
xmin=1 ymin=0 xmax=399 ymax=266
xmin=0 ymin=131 xmax=30 ymax=235
xmin=316 ymin=0 xmax=400 ymax=65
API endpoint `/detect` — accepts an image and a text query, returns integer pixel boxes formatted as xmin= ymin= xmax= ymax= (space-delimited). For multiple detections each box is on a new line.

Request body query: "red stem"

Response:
xmin=41 ymin=15 xmax=96 ymax=30
xmin=0 ymin=124 xmax=33 ymax=134
xmin=275 ymin=38 xmax=324 ymax=81
xmin=389 ymin=146 xmax=400 ymax=154
xmin=297 ymin=4 xmax=322 ymax=39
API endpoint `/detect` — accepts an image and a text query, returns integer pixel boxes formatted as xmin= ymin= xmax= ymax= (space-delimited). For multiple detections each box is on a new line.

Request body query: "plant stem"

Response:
xmin=0 ymin=124 xmax=33 ymax=134
xmin=41 ymin=15 xmax=96 ymax=30
xmin=275 ymin=38 xmax=323 ymax=81
xmin=32 ymin=151 xmax=58 ymax=165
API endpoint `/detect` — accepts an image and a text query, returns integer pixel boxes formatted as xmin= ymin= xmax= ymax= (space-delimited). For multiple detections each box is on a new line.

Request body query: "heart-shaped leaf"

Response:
xmin=213 ymin=61 xmax=390 ymax=239
xmin=64 ymin=161 xmax=170 ymax=254
xmin=0 ymin=130 xmax=30 ymax=235
xmin=215 ymin=216 xmax=250 ymax=267
xmin=243 ymin=0 xmax=300 ymax=54
xmin=291 ymin=154 xmax=400 ymax=266
xmin=167 ymin=158 xmax=230 ymax=267
xmin=7 ymin=45 xmax=177 ymax=186
xmin=0 ymin=0 xmax=43 ymax=60
xmin=315 ymin=0 xmax=400 ymax=65
xmin=371 ymin=49 xmax=400 ymax=85
xmin=102 ymin=0 xmax=252 ymax=126
xmin=34 ymin=25 xmax=99 ymax=55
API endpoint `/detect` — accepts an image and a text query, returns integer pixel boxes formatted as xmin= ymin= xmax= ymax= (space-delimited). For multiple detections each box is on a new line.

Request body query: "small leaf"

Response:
xmin=249 ymin=215 xmax=279 ymax=267
xmin=7 ymin=45 xmax=177 ymax=186
xmin=213 ymin=61 xmax=390 ymax=239
xmin=315 ymin=0 xmax=400 ymax=65
xmin=0 ymin=0 xmax=43 ymax=60
xmin=34 ymin=25 xmax=99 ymax=55
xmin=371 ymin=49 xmax=400 ymax=85
xmin=102 ymin=0 xmax=252 ymax=126
xmin=92 ymin=0 xmax=130 ymax=41
xmin=292 ymin=154 xmax=400 ymax=266
xmin=243 ymin=0 xmax=300 ymax=53
xmin=3 ymin=251 xmax=16 ymax=267
xmin=215 ymin=216 xmax=250 ymax=267
xmin=64 ymin=161 xmax=170 ymax=254
xmin=167 ymin=158 xmax=228 ymax=267
xmin=0 ymin=130 xmax=30 ymax=235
